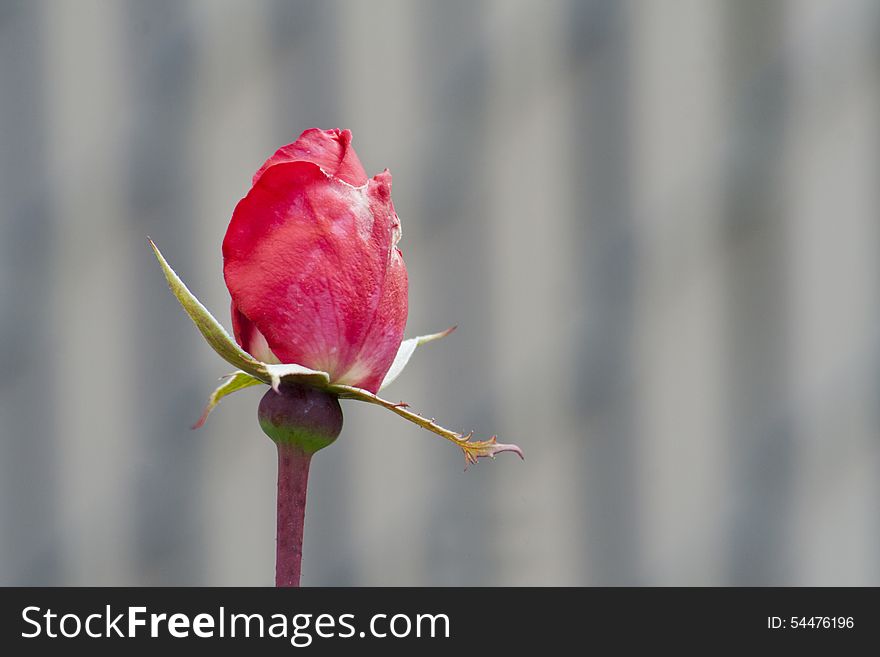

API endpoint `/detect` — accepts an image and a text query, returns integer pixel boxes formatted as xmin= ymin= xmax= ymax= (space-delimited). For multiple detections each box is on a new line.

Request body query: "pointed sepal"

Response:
xmin=330 ymin=384 xmax=523 ymax=468
xmin=194 ymin=371 xmax=264 ymax=429
xmin=379 ymin=327 xmax=456 ymax=391
xmin=150 ymin=239 xmax=267 ymax=378
xmin=150 ymin=239 xmax=334 ymax=391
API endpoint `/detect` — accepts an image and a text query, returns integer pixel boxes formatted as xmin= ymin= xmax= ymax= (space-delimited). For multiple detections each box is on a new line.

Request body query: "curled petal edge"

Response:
xmin=151 ymin=239 xmax=523 ymax=467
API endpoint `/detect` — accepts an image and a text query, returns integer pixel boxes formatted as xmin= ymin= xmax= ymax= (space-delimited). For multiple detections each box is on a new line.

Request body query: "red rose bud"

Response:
xmin=150 ymin=127 xmax=521 ymax=468
xmin=258 ymin=383 xmax=343 ymax=454
xmin=223 ymin=128 xmax=408 ymax=393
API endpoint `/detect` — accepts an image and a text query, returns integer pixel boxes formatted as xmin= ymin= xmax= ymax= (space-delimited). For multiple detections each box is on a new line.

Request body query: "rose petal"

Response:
xmin=231 ymin=303 xmax=282 ymax=364
xmin=252 ymin=128 xmax=368 ymax=187
xmin=223 ymin=162 xmax=407 ymax=392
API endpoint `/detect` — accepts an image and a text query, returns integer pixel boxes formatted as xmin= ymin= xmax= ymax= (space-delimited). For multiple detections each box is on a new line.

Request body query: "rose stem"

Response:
xmin=275 ymin=442 xmax=312 ymax=587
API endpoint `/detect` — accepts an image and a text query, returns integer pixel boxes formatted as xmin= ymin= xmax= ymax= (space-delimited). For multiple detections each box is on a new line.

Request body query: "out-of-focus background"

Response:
xmin=1 ymin=0 xmax=878 ymax=586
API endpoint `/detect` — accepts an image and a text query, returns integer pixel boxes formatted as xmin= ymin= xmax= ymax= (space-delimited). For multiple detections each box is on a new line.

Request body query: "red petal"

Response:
xmin=252 ymin=128 xmax=368 ymax=187
xmin=223 ymin=161 xmax=407 ymax=392
xmin=230 ymin=302 xmax=280 ymax=364
xmin=333 ymin=172 xmax=408 ymax=392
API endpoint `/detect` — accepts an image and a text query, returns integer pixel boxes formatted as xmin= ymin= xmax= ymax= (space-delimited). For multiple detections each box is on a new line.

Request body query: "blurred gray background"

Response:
xmin=1 ymin=0 xmax=879 ymax=586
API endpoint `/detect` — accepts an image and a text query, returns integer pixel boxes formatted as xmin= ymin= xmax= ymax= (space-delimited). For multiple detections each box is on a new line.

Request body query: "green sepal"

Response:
xmin=150 ymin=239 xmax=330 ymax=390
xmin=379 ymin=326 xmax=456 ymax=391
xmin=329 ymin=384 xmax=524 ymax=469
xmin=194 ymin=371 xmax=264 ymax=428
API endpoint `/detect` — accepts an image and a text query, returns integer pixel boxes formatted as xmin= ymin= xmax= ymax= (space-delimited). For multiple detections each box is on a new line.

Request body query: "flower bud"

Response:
xmin=258 ymin=384 xmax=343 ymax=453
xmin=224 ymin=128 xmax=408 ymax=394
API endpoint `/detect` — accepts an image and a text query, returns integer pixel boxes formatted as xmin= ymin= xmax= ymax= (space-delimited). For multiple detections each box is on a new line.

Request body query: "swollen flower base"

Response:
xmin=258 ymin=384 xmax=343 ymax=454
xmin=151 ymin=128 xmax=522 ymax=586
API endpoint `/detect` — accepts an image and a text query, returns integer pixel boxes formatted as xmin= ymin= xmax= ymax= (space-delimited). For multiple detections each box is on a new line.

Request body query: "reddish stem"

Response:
xmin=275 ymin=442 xmax=312 ymax=587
